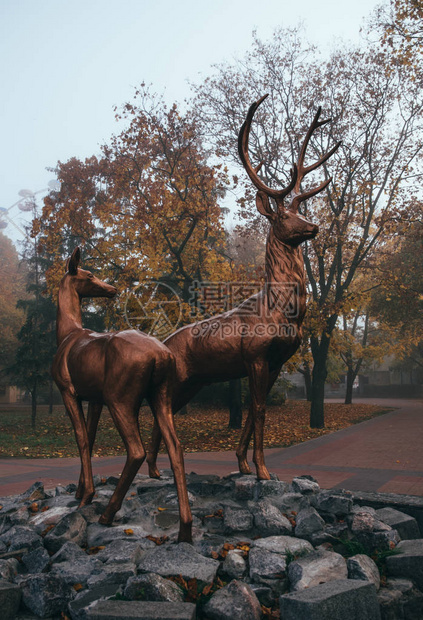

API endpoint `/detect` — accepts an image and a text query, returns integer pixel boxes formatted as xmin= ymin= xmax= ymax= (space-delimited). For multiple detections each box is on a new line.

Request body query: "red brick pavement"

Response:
xmin=0 ymin=398 xmax=421 ymax=498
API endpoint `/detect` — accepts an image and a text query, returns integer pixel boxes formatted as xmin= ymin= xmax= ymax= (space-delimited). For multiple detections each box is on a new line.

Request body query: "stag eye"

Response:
xmin=88 ymin=273 xmax=94 ymax=279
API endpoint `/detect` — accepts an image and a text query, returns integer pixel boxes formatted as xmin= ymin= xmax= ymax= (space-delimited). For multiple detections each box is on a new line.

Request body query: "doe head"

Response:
xmin=66 ymin=247 xmax=117 ymax=299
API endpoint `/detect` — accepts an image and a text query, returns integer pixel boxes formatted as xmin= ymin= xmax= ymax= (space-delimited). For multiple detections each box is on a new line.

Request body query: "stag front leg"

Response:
xmin=76 ymin=401 xmax=102 ymax=499
xmin=248 ymin=359 xmax=270 ymax=480
xmin=236 ymin=367 xmax=280 ymax=475
xmin=236 ymin=410 xmax=253 ymax=475
xmin=147 ymin=419 xmax=162 ymax=479
xmin=61 ymin=391 xmax=95 ymax=506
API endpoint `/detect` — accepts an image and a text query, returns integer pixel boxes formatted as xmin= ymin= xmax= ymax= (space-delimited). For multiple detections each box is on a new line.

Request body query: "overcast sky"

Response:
xmin=1 ymin=0 xmax=382 ymax=244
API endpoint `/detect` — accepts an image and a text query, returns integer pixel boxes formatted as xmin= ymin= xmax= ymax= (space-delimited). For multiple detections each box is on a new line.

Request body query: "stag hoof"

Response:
xmin=77 ymin=492 xmax=95 ymax=508
xmin=256 ymin=466 xmax=271 ymax=481
xmin=148 ymin=464 xmax=161 ymax=479
xmin=238 ymin=460 xmax=252 ymax=475
xmin=177 ymin=524 xmax=193 ymax=545
xmin=98 ymin=513 xmax=113 ymax=526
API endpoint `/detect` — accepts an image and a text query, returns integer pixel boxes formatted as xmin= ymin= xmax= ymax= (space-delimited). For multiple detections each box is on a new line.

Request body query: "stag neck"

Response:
xmin=264 ymin=228 xmax=306 ymax=321
xmin=56 ymin=279 xmax=83 ymax=346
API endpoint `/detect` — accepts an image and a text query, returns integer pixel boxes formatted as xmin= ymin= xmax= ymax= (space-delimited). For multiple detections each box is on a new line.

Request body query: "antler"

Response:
xmin=290 ymin=107 xmax=341 ymax=213
xmin=238 ymin=94 xmax=298 ymax=200
xmin=238 ymin=97 xmax=340 ymax=213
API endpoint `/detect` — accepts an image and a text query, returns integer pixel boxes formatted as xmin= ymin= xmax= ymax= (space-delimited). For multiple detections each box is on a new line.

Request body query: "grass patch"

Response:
xmin=0 ymin=401 xmax=390 ymax=459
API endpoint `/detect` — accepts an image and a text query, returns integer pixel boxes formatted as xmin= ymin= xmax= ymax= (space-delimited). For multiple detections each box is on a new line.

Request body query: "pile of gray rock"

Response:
xmin=0 ymin=471 xmax=422 ymax=619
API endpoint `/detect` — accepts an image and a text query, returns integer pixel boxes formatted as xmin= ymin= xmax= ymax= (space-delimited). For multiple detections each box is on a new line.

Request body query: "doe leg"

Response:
xmin=99 ymin=404 xmax=146 ymax=525
xmin=61 ymin=391 xmax=95 ymax=506
xmin=150 ymin=393 xmax=192 ymax=544
xmin=76 ymin=401 xmax=102 ymax=499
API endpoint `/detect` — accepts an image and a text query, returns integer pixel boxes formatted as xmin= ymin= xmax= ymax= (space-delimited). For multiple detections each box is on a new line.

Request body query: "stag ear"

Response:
xmin=67 ymin=247 xmax=81 ymax=275
xmin=256 ymin=191 xmax=276 ymax=222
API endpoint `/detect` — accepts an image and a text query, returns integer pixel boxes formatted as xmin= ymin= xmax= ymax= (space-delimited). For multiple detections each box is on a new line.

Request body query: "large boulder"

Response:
xmin=252 ymin=535 xmax=313 ymax=556
xmin=376 ymin=507 xmax=420 ymax=540
xmin=288 ymin=550 xmax=348 ymax=591
xmin=84 ymin=600 xmax=196 ymax=619
xmin=386 ymin=539 xmax=423 ymax=590
xmin=0 ymin=525 xmax=43 ymax=553
xmin=123 ymin=572 xmax=184 ymax=602
xmin=249 ymin=547 xmax=287 ymax=582
xmin=44 ymin=512 xmax=87 ymax=553
xmin=222 ymin=549 xmax=247 ymax=579
xmin=251 ymin=499 xmax=292 ymax=535
xmin=203 ymin=579 xmax=262 ymax=620
xmin=295 ymin=507 xmax=325 ymax=538
xmin=347 ymin=554 xmax=380 ymax=590
xmin=280 ymin=579 xmax=381 ymax=620
xmin=0 ymin=579 xmax=21 ymax=620
xmin=20 ymin=573 xmax=74 ymax=617
xmin=137 ymin=542 xmax=219 ymax=585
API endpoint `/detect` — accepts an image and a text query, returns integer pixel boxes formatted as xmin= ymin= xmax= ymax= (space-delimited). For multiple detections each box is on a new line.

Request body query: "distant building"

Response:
xmin=0 ymin=385 xmax=24 ymax=404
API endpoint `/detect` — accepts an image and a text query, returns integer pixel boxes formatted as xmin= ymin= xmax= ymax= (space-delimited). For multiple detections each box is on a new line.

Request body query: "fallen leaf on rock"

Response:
xmin=145 ymin=534 xmax=169 ymax=545
xmin=88 ymin=546 xmax=105 ymax=555
xmin=41 ymin=524 xmax=55 ymax=537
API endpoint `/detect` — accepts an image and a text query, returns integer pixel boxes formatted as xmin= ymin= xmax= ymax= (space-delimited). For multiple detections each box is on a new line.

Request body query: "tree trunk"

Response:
xmin=31 ymin=382 xmax=37 ymax=431
xmin=344 ymin=367 xmax=355 ymax=405
xmin=303 ymin=364 xmax=312 ymax=402
xmin=48 ymin=377 xmax=54 ymax=414
xmin=310 ymin=334 xmax=331 ymax=429
xmin=228 ymin=379 xmax=242 ymax=429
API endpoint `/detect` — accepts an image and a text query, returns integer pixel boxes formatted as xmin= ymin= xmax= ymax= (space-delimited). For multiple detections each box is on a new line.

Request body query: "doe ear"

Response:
xmin=256 ymin=191 xmax=275 ymax=223
xmin=67 ymin=247 xmax=81 ymax=275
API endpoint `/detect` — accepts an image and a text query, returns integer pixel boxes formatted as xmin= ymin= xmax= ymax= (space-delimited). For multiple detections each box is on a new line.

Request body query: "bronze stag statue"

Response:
xmin=51 ymin=248 xmax=192 ymax=542
xmin=147 ymin=95 xmax=340 ymax=480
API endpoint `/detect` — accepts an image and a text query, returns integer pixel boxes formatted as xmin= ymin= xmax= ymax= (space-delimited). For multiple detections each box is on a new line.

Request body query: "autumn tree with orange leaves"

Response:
xmin=192 ymin=27 xmax=423 ymax=427
xmin=37 ymin=88 xmax=232 ymax=337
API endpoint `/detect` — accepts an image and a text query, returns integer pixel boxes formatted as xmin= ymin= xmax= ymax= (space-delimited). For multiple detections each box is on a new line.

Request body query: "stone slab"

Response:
xmin=85 ymin=600 xmax=196 ymax=619
xmin=0 ymin=578 xmax=22 ymax=620
xmin=352 ymin=491 xmax=423 ymax=536
xmin=375 ymin=507 xmax=420 ymax=540
xmin=280 ymin=579 xmax=381 ymax=620
xmin=386 ymin=539 xmax=423 ymax=590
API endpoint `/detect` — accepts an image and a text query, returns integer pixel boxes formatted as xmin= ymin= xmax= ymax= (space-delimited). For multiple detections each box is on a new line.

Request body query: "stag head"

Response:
xmin=238 ymin=94 xmax=340 ymax=247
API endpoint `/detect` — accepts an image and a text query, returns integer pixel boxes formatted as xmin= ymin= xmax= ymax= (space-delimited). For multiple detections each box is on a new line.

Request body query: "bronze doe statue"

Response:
xmin=147 ymin=95 xmax=340 ymax=481
xmin=51 ymin=248 xmax=192 ymax=542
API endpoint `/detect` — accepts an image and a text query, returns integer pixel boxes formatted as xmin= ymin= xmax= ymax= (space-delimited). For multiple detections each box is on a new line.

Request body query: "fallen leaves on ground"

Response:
xmin=0 ymin=402 xmax=390 ymax=458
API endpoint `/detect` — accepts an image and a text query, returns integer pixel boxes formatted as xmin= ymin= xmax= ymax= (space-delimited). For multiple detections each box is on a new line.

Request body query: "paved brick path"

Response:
xmin=0 ymin=398 xmax=421 ymax=498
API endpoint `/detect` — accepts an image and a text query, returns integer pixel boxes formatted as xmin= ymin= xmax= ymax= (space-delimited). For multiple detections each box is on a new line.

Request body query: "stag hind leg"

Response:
xmin=61 ymin=391 xmax=96 ymax=506
xmin=147 ymin=420 xmax=162 ymax=479
xmin=99 ymin=403 xmax=146 ymax=525
xmin=149 ymin=388 xmax=192 ymax=544
xmin=76 ymin=401 xmax=102 ymax=499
